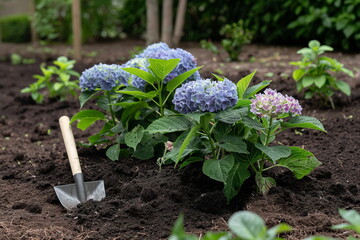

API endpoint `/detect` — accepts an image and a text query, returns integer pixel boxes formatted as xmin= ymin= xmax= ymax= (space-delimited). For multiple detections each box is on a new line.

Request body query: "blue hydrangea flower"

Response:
xmin=79 ymin=64 xmax=128 ymax=91
xmin=136 ymin=42 xmax=200 ymax=84
xmin=122 ymin=57 xmax=149 ymax=90
xmin=173 ymin=78 xmax=238 ymax=113
xmin=250 ymin=88 xmax=302 ymax=118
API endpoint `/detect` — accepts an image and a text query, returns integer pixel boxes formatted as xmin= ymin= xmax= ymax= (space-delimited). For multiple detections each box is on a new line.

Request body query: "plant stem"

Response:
xmin=259 ymin=117 xmax=273 ymax=172
xmin=328 ymin=95 xmax=335 ymax=109
xmin=106 ymin=91 xmax=117 ymax=126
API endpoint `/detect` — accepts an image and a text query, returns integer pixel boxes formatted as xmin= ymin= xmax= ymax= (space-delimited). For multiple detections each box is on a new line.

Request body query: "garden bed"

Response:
xmin=0 ymin=40 xmax=359 ymax=239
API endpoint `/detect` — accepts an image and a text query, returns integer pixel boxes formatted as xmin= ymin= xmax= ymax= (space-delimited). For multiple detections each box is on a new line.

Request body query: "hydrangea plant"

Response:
xmin=148 ymin=70 xmax=325 ymax=202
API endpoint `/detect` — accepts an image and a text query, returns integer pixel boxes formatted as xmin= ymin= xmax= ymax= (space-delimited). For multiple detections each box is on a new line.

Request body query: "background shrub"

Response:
xmin=0 ymin=14 xmax=31 ymax=43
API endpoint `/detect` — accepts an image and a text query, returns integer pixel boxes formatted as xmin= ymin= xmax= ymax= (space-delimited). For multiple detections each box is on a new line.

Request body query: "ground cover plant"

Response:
xmin=0 ymin=40 xmax=359 ymax=239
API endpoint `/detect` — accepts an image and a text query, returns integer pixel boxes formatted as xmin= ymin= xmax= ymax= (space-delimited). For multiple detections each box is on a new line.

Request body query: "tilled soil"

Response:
xmin=0 ymin=40 xmax=360 ymax=240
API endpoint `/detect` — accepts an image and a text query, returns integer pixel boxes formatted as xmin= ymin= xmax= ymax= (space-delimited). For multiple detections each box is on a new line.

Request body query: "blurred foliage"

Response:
xmin=0 ymin=14 xmax=31 ymax=43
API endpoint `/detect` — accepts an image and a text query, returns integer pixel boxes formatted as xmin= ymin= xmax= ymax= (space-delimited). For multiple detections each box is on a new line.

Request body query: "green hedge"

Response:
xmin=0 ymin=14 xmax=31 ymax=43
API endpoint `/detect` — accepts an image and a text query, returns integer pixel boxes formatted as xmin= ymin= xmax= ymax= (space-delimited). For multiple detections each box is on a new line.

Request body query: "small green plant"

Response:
xmin=10 ymin=53 xmax=35 ymax=65
xmin=200 ymin=39 xmax=219 ymax=55
xmin=21 ymin=56 xmax=80 ymax=104
xmin=169 ymin=210 xmax=291 ymax=240
xmin=290 ymin=40 xmax=354 ymax=109
xmin=220 ymin=19 xmax=253 ymax=61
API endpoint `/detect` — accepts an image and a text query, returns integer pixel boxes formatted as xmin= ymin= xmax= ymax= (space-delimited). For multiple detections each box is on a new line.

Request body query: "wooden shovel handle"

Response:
xmin=59 ymin=116 xmax=82 ymax=176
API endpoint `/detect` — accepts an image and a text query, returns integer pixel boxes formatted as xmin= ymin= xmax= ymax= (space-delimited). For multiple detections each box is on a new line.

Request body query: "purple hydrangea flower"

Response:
xmin=122 ymin=57 xmax=149 ymax=90
xmin=79 ymin=64 xmax=128 ymax=91
xmin=173 ymin=78 xmax=238 ymax=113
xmin=250 ymin=88 xmax=302 ymax=118
xmin=136 ymin=42 xmax=200 ymax=84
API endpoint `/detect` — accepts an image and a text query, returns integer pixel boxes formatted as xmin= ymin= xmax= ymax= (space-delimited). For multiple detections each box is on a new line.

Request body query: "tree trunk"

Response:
xmin=161 ymin=0 xmax=173 ymax=46
xmin=72 ymin=0 xmax=82 ymax=60
xmin=146 ymin=0 xmax=159 ymax=45
xmin=173 ymin=0 xmax=187 ymax=47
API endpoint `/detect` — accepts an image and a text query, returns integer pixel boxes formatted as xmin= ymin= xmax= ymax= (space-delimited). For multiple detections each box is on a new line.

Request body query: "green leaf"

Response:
xmin=166 ymin=66 xmax=202 ymax=93
xmin=121 ymin=101 xmax=149 ymax=127
xmin=166 ymin=130 xmax=200 ymax=162
xmin=132 ymin=132 xmax=167 ymax=160
xmin=281 ymin=116 xmax=326 ymax=132
xmin=255 ymin=144 xmax=291 ymax=163
xmin=237 ymin=70 xmax=257 ymax=99
xmin=255 ymin=173 xmax=276 ymax=195
xmin=308 ymin=40 xmax=320 ymax=49
xmin=106 ymin=144 xmax=120 ymax=161
xmin=243 ymin=80 xmax=271 ymax=98
xmin=314 ymin=75 xmax=326 ymax=88
xmin=302 ymin=76 xmax=315 ymax=87
xmin=184 ymin=112 xmax=207 ymax=123
xmin=179 ymin=157 xmax=203 ymax=169
xmin=177 ymin=124 xmax=200 ymax=163
xmin=148 ymin=58 xmax=180 ymax=80
xmin=70 ymin=110 xmax=106 ymax=131
xmin=267 ymin=223 xmax=292 ymax=239
xmin=146 ymin=116 xmax=194 ymax=134
xmin=223 ymin=161 xmax=251 ymax=203
xmin=79 ymin=91 xmax=97 ymax=108
xmin=228 ymin=211 xmax=267 ymax=239
xmin=169 ymin=214 xmax=198 ymax=240
xmin=335 ymin=80 xmax=351 ymax=96
xmin=202 ymin=155 xmax=234 ymax=183
xmin=332 ymin=209 xmax=360 ymax=234
xmin=122 ymin=67 xmax=156 ymax=85
xmin=234 ymin=99 xmax=251 ymax=108
xmin=215 ymin=108 xmax=247 ymax=124
xmin=242 ymin=116 xmax=264 ymax=130
xmin=53 ymin=82 xmax=62 ymax=91
xmin=292 ymin=68 xmax=305 ymax=81
xmin=117 ymin=90 xmax=157 ymax=99
xmin=344 ymin=25 xmax=356 ymax=38
xmin=216 ymin=136 xmax=249 ymax=154
xmin=202 ymin=232 xmax=230 ymax=240
xmin=124 ymin=125 xmax=145 ymax=150
xmin=277 ymin=147 xmax=321 ymax=179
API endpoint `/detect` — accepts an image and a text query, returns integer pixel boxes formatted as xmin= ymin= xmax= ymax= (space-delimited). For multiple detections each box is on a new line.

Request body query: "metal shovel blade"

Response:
xmin=54 ymin=180 xmax=105 ymax=210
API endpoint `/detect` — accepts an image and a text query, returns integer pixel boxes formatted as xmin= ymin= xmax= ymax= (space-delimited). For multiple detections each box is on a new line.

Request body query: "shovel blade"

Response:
xmin=54 ymin=180 xmax=105 ymax=210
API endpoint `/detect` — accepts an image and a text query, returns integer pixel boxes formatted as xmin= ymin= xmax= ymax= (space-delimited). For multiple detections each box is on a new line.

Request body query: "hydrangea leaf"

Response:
xmin=237 ymin=69 xmax=256 ymax=99
xmin=215 ymin=108 xmax=247 ymax=124
xmin=255 ymin=144 xmax=291 ymax=163
xmin=79 ymin=90 xmax=97 ymax=108
xmin=166 ymin=130 xmax=200 ymax=163
xmin=179 ymin=157 xmax=203 ymax=169
xmin=106 ymin=144 xmax=120 ymax=161
xmin=122 ymin=67 xmax=156 ymax=85
xmin=255 ymin=173 xmax=276 ymax=195
xmin=146 ymin=116 xmax=194 ymax=134
xmin=223 ymin=161 xmax=250 ymax=203
xmin=132 ymin=132 xmax=167 ymax=160
xmin=121 ymin=101 xmax=149 ymax=127
xmin=117 ymin=90 xmax=157 ymax=100
xmin=243 ymin=80 xmax=271 ymax=98
xmin=166 ymin=66 xmax=202 ymax=93
xmin=281 ymin=116 xmax=326 ymax=132
xmin=202 ymin=155 xmax=234 ymax=183
xmin=177 ymin=124 xmax=200 ymax=163
xmin=335 ymin=80 xmax=351 ymax=96
xmin=70 ymin=110 xmax=106 ymax=131
xmin=216 ymin=136 xmax=249 ymax=154
xmin=124 ymin=125 xmax=145 ymax=151
xmin=277 ymin=147 xmax=321 ymax=179
xmin=228 ymin=211 xmax=267 ymax=239
xmin=148 ymin=58 xmax=180 ymax=81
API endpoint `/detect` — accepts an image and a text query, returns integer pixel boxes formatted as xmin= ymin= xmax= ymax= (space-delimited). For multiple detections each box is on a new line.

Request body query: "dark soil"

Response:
xmin=1 ymin=40 xmax=360 ymax=240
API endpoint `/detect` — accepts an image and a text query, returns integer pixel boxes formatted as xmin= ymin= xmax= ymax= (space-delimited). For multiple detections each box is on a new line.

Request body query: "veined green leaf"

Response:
xmin=106 ymin=144 xmax=120 ymax=161
xmin=335 ymin=80 xmax=351 ymax=96
xmin=223 ymin=161 xmax=250 ymax=203
xmin=166 ymin=66 xmax=202 ymax=93
xmin=215 ymin=108 xmax=247 ymax=124
xmin=216 ymin=136 xmax=249 ymax=154
xmin=122 ymin=67 xmax=156 ymax=85
xmin=70 ymin=110 xmax=106 ymax=131
xmin=243 ymin=80 xmax=271 ymax=98
xmin=255 ymin=173 xmax=276 ymax=195
xmin=177 ymin=124 xmax=200 ymax=163
xmin=255 ymin=144 xmax=291 ymax=163
xmin=133 ymin=132 xmax=167 ymax=160
xmin=277 ymin=147 xmax=321 ymax=179
xmin=117 ymin=90 xmax=157 ymax=99
xmin=121 ymin=101 xmax=149 ymax=127
xmin=146 ymin=116 xmax=194 ymax=134
xmin=202 ymin=155 xmax=234 ymax=183
xmin=79 ymin=90 xmax=97 ymax=108
xmin=228 ymin=211 xmax=267 ymax=239
xmin=124 ymin=125 xmax=145 ymax=150
xmin=237 ymin=70 xmax=257 ymax=99
xmin=148 ymin=58 xmax=180 ymax=81
xmin=281 ymin=116 xmax=326 ymax=132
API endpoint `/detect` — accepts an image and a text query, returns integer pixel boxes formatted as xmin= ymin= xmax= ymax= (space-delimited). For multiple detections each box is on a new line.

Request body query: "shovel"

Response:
xmin=54 ymin=116 xmax=106 ymax=210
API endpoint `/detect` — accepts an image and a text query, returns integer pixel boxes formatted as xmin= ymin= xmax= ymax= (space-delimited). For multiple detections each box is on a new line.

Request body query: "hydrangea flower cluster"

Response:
xmin=173 ymin=78 xmax=238 ymax=113
xmin=136 ymin=42 xmax=200 ymax=84
xmin=250 ymin=88 xmax=302 ymax=118
xmin=122 ymin=57 xmax=149 ymax=90
xmin=79 ymin=64 xmax=128 ymax=91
